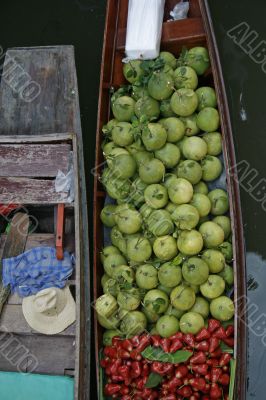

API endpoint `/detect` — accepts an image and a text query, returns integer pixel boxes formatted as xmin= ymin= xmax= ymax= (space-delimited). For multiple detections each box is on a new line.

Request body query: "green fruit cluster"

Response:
xmin=96 ymin=48 xmax=234 ymax=339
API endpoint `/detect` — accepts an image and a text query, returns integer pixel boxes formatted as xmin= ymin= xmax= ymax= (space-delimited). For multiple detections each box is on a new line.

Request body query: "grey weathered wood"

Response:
xmin=0 ymin=177 xmax=69 ymax=204
xmin=0 ymin=47 xmax=80 ymax=136
xmin=0 ymin=233 xmax=76 ymax=258
xmin=0 ymin=144 xmax=71 ymax=177
xmin=0 ymin=213 xmax=29 ymax=313
xmin=0 ymin=334 xmax=75 ymax=374
xmin=0 ymin=133 xmax=74 ymax=143
xmin=0 ymin=304 xmax=75 ymax=337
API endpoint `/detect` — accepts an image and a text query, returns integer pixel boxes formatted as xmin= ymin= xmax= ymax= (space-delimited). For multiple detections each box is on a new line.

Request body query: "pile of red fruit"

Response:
xmin=101 ymin=319 xmax=234 ymax=399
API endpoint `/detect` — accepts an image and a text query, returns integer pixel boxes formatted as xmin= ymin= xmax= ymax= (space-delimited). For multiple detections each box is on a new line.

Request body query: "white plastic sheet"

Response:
xmin=124 ymin=0 xmax=165 ymax=61
xmin=170 ymin=1 xmax=189 ymax=21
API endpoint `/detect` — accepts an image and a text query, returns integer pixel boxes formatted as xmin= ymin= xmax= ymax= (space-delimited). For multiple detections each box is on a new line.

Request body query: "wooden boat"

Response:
xmin=94 ymin=1 xmax=247 ymax=398
xmin=0 ymin=46 xmax=90 ymax=399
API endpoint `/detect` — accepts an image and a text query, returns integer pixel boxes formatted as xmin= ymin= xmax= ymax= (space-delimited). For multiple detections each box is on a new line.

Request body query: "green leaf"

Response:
xmin=126 ymin=69 xmax=134 ymax=78
xmin=171 ymin=253 xmax=185 ymax=266
xmin=142 ymin=346 xmax=192 ymax=364
xmin=229 ymin=358 xmax=236 ymax=400
xmin=145 ymin=372 xmax=163 ymax=388
xmin=220 ymin=341 xmax=234 ymax=354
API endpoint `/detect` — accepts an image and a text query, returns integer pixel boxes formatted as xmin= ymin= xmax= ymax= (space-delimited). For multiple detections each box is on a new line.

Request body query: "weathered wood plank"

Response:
xmin=0 ymin=144 xmax=71 ymax=177
xmin=0 ymin=46 xmax=80 ymax=136
xmin=0 ymin=304 xmax=75 ymax=337
xmin=0 ymin=213 xmax=29 ymax=314
xmin=0 ymin=334 xmax=75 ymax=374
xmin=0 ymin=233 xmax=75 ymax=253
xmin=0 ymin=177 xmax=69 ymax=204
xmin=0 ymin=133 xmax=73 ymax=143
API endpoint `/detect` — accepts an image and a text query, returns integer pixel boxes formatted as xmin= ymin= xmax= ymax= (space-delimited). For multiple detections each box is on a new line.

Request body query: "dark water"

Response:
xmin=208 ymin=1 xmax=266 ymax=398
xmin=0 ymin=0 xmax=266 ymax=398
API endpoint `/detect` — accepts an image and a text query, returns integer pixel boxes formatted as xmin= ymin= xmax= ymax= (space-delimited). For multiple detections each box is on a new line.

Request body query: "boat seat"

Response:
xmin=0 ymin=141 xmax=73 ymax=204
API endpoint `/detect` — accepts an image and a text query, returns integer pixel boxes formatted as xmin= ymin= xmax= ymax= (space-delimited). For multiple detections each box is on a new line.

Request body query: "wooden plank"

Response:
xmin=0 ymin=334 xmax=75 ymax=374
xmin=0 ymin=177 xmax=69 ymax=204
xmin=0 ymin=144 xmax=71 ymax=177
xmin=0 ymin=304 xmax=75 ymax=337
xmin=0 ymin=213 xmax=29 ymax=314
xmin=0 ymin=133 xmax=73 ymax=143
xmin=116 ymin=18 xmax=206 ymax=53
xmin=0 ymin=46 xmax=80 ymax=136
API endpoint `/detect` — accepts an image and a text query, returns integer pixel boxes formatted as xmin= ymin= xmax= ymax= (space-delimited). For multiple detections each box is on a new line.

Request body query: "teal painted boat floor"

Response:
xmin=0 ymin=372 xmax=74 ymax=400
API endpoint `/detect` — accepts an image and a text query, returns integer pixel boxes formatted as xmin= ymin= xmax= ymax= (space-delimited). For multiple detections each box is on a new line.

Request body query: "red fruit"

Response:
xmin=210 ymin=382 xmax=222 ymax=398
xmin=121 ymin=339 xmax=133 ymax=352
xmin=170 ymin=332 xmax=183 ymax=341
xmin=177 ymin=386 xmax=193 ymax=397
xmin=110 ymin=359 xmax=122 ymax=375
xmin=175 ymin=365 xmax=189 ymax=378
xmin=100 ymin=358 xmax=110 ymax=368
xmin=111 ymin=374 xmax=124 ymax=382
xmin=209 ymin=337 xmax=220 ymax=353
xmin=104 ymin=346 xmax=117 ymax=358
xmin=205 ymin=373 xmax=211 ymax=381
xmin=151 ymin=362 xmax=174 ymax=376
xmin=117 ymin=349 xmax=131 ymax=359
xmin=218 ymin=373 xmax=230 ymax=386
xmin=183 ymin=333 xmax=196 ymax=348
xmin=189 ymin=377 xmax=206 ymax=391
xmin=225 ymin=325 xmax=234 ymax=337
xmin=195 ymin=340 xmax=209 ymax=352
xmin=130 ymin=350 xmax=142 ymax=361
xmin=208 ymin=319 xmax=221 ymax=333
xmin=131 ymin=336 xmax=140 ymax=347
xmin=209 ymin=348 xmax=222 ymax=358
xmin=207 ymin=359 xmax=219 ymax=367
xmin=160 ymin=395 xmax=176 ymax=400
xmin=169 ymin=339 xmax=183 ymax=353
xmin=190 ymin=363 xmax=208 ymax=375
xmin=135 ymin=377 xmax=147 ymax=390
xmin=222 ymin=337 xmax=234 ymax=347
xmin=183 ymin=373 xmax=194 ymax=385
xmin=151 ymin=335 xmax=161 ymax=347
xmin=135 ymin=335 xmax=151 ymax=352
xmin=196 ymin=328 xmax=211 ymax=341
xmin=213 ymin=327 xmax=227 ymax=340
xmin=121 ymin=396 xmax=131 ymax=400
xmin=112 ymin=336 xmax=122 ymax=347
xmin=131 ymin=361 xmax=142 ymax=378
xmin=190 ymin=351 xmax=206 ymax=364
xmin=190 ymin=395 xmax=201 ymax=400
xmin=143 ymin=363 xmax=150 ymax=376
xmin=160 ymin=338 xmax=171 ymax=353
xmin=120 ymin=385 xmax=130 ymax=395
xmin=202 ymin=383 xmax=211 ymax=394
xmin=117 ymin=365 xmax=130 ymax=381
xmin=211 ymin=367 xmax=222 ymax=383
xmin=202 ymin=396 xmax=211 ymax=400
xmin=163 ymin=376 xmax=183 ymax=392
xmin=104 ymin=383 xmax=121 ymax=396
xmin=219 ymin=352 xmax=232 ymax=367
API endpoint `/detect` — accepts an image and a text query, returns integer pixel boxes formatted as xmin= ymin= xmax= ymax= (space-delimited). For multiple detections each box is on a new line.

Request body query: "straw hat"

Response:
xmin=22 ymin=286 xmax=76 ymax=335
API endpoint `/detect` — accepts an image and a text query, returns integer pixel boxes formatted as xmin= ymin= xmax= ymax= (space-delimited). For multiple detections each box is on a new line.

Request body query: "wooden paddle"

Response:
xmin=0 ymin=213 xmax=29 ymax=314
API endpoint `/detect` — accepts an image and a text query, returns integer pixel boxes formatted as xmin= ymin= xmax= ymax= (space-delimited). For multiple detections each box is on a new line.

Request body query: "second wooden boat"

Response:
xmin=0 ymin=46 xmax=90 ymax=399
